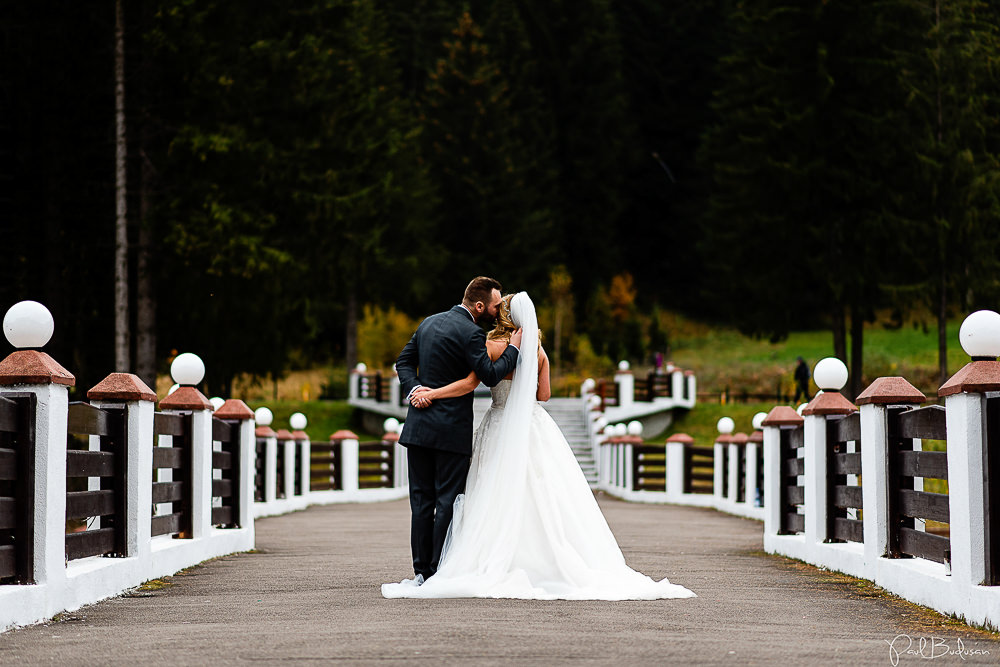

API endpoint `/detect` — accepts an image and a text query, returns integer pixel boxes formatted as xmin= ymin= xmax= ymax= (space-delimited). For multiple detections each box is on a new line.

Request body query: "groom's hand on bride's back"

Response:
xmin=410 ymin=386 xmax=432 ymax=408
xmin=510 ymin=328 xmax=523 ymax=349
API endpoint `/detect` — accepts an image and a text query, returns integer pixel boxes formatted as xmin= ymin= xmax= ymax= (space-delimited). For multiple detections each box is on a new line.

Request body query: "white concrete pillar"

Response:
xmin=333 ymin=430 xmax=360 ymax=492
xmin=713 ymin=441 xmax=725 ymax=502
xmin=665 ymin=434 xmax=689 ymax=499
xmin=671 ymin=370 xmax=684 ymax=402
xmin=615 ymin=370 xmax=634 ymax=408
xmin=803 ymin=412 xmax=828 ymax=545
xmin=277 ymin=431 xmax=295 ymax=499
xmin=87 ymin=373 xmax=158 ymax=561
xmin=746 ymin=441 xmax=760 ymax=508
xmin=727 ymin=443 xmax=740 ymax=506
xmin=855 ymin=376 xmax=927 ymax=575
xmin=265 ymin=436 xmax=278 ymax=503
xmin=944 ymin=392 xmax=987 ymax=585
xmin=761 ymin=407 xmax=805 ymax=537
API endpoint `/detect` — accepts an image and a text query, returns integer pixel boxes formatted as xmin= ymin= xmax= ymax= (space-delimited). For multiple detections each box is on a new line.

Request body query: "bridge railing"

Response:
xmin=757 ymin=311 xmax=1000 ymax=629
xmin=596 ymin=425 xmax=765 ymax=520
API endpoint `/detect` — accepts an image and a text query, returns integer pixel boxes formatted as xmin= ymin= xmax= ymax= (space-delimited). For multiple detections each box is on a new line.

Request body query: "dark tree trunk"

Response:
xmin=938 ymin=266 xmax=948 ymax=387
xmin=345 ymin=284 xmax=358 ymax=369
xmin=134 ymin=0 xmax=156 ymax=392
xmin=849 ymin=301 xmax=863 ymax=401
xmin=113 ymin=0 xmax=130 ymax=372
xmin=832 ymin=304 xmax=847 ymax=364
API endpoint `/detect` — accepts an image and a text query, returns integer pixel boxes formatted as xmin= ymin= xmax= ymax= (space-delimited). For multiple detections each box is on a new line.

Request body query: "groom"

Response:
xmin=395 ymin=276 xmax=522 ymax=582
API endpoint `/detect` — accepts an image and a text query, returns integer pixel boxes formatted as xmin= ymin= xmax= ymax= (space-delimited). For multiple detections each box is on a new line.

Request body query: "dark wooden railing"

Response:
xmin=827 ymin=412 xmax=863 ymax=543
xmin=359 ymin=441 xmax=393 ymax=489
xmin=151 ymin=412 xmax=193 ymax=539
xmin=65 ymin=402 xmax=128 ymax=560
xmin=738 ymin=445 xmax=748 ymax=502
xmin=887 ymin=405 xmax=949 ymax=564
xmin=310 ymin=442 xmax=341 ymax=491
xmin=254 ymin=438 xmax=267 ymax=502
xmin=633 ymin=373 xmax=673 ymax=403
xmin=632 ymin=444 xmax=666 ymax=492
xmin=293 ymin=439 xmax=303 ymax=496
xmin=720 ymin=441 xmax=730 ymax=499
xmin=683 ymin=444 xmax=714 ymax=494
xmin=0 ymin=393 xmax=34 ymax=584
xmin=988 ymin=396 xmax=1000 ymax=584
xmin=275 ymin=439 xmax=286 ymax=500
xmin=596 ymin=380 xmax=619 ymax=410
xmin=211 ymin=418 xmax=240 ymax=528
xmin=779 ymin=426 xmax=805 ymax=534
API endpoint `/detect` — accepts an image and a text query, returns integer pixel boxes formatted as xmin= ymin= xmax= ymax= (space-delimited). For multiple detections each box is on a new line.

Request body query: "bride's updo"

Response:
xmin=488 ymin=293 xmax=541 ymax=343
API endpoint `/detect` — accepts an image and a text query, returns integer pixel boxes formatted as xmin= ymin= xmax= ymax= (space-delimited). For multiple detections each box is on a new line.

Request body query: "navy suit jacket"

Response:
xmin=396 ymin=305 xmax=519 ymax=455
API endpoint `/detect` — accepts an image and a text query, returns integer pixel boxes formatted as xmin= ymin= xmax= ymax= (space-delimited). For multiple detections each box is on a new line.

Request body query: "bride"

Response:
xmin=382 ymin=292 xmax=695 ymax=600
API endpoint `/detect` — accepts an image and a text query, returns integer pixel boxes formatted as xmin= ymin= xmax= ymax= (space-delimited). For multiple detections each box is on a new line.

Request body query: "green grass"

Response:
xmin=658 ymin=401 xmax=772 ymax=445
xmin=665 ymin=319 xmax=967 ymax=398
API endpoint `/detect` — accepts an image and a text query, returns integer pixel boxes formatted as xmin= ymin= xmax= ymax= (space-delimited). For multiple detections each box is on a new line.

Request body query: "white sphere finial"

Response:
xmin=383 ymin=417 xmax=400 ymax=433
xmin=167 ymin=383 xmax=179 ymax=396
xmin=171 ymin=352 xmax=205 ymax=386
xmin=618 ymin=360 xmax=630 ymax=372
xmin=4 ymin=301 xmax=54 ymax=349
xmin=752 ymin=411 xmax=768 ymax=431
xmin=209 ymin=397 xmax=225 ymax=411
xmin=603 ymin=425 xmax=614 ymax=437
xmin=627 ymin=420 xmax=643 ymax=436
xmin=290 ymin=412 xmax=307 ymax=430
xmin=594 ymin=416 xmax=608 ymax=431
xmin=813 ymin=357 xmax=848 ymax=391
xmin=355 ymin=362 xmax=367 ymax=373
xmin=959 ymin=310 xmax=1000 ymax=359
xmin=254 ymin=407 xmax=273 ymax=426
xmin=717 ymin=417 xmax=735 ymax=434
xmin=581 ymin=378 xmax=596 ymax=393
xmin=613 ymin=423 xmax=628 ymax=437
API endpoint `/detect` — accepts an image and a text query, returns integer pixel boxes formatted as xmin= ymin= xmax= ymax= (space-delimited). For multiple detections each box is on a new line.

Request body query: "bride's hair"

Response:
xmin=488 ymin=293 xmax=542 ymax=343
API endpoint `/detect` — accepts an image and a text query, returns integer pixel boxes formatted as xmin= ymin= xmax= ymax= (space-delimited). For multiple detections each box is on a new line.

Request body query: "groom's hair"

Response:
xmin=463 ymin=276 xmax=502 ymax=307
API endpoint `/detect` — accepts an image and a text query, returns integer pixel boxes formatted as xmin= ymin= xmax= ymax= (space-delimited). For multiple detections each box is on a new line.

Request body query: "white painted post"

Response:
xmin=943 ymin=391 xmax=988 ymax=585
xmin=855 ymin=377 xmax=928 ymax=576
xmin=623 ymin=440 xmax=635 ymax=492
xmin=747 ymin=431 xmax=762 ymax=508
xmin=665 ymin=434 xmax=690 ymax=499
xmin=214 ymin=402 xmax=257 ymax=529
xmin=802 ymin=358 xmax=859 ymax=545
xmin=761 ymin=407 xmax=805 ymax=537
xmin=159 ymin=353 xmax=215 ymax=539
xmin=265 ymin=436 xmax=278 ymax=503
xmin=671 ymin=370 xmax=684 ymax=402
xmin=802 ymin=412 xmax=828 ymax=545
xmin=87 ymin=373 xmax=158 ymax=560
xmin=389 ymin=372 xmax=401 ymax=408
xmin=277 ymin=431 xmax=295 ymax=499
xmin=713 ymin=440 xmax=725 ymax=503
xmin=935 ymin=313 xmax=1000 ymax=584
xmin=684 ymin=372 xmax=697 ymax=408
xmin=727 ymin=442 xmax=740 ymax=506
xmin=615 ymin=369 xmax=634 ymax=409
xmin=0 ymin=303 xmax=76 ymax=586
xmin=334 ymin=430 xmax=360 ymax=492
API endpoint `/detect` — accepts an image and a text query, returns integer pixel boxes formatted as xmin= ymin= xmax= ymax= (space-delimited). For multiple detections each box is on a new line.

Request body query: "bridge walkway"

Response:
xmin=1 ymin=497 xmax=998 ymax=665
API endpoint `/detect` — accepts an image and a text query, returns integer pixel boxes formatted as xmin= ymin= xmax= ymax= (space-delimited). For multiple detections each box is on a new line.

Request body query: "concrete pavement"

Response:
xmin=1 ymin=495 xmax=998 ymax=665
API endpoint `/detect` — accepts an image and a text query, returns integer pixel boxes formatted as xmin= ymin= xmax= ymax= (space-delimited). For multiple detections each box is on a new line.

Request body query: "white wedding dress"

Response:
xmin=382 ymin=293 xmax=695 ymax=600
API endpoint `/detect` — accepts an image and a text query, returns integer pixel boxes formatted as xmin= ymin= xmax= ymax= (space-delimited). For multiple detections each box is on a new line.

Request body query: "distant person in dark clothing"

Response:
xmin=793 ymin=357 xmax=810 ymax=402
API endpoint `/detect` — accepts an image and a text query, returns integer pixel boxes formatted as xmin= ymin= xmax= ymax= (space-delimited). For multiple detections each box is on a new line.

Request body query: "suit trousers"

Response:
xmin=406 ymin=444 xmax=471 ymax=579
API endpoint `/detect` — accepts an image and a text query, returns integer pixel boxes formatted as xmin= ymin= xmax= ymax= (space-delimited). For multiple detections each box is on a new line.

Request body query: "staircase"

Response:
xmin=473 ymin=396 xmax=598 ymax=486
